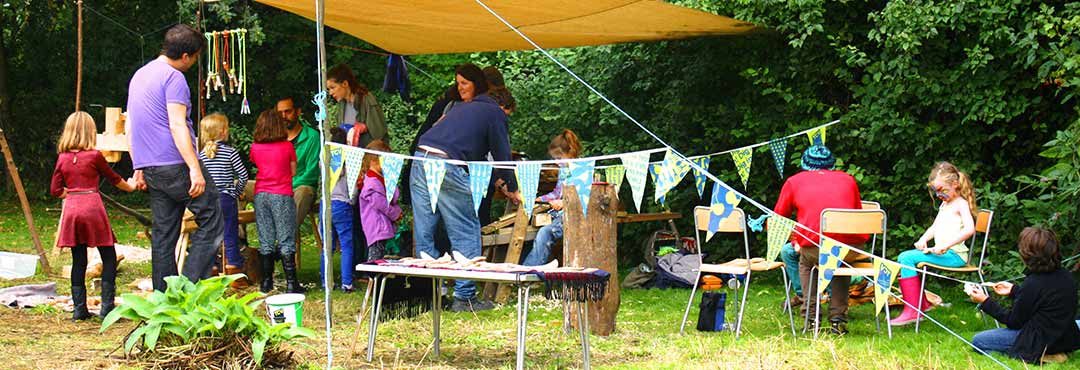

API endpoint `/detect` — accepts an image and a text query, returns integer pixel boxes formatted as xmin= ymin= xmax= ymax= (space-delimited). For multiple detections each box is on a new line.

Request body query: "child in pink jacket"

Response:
xmin=357 ymin=140 xmax=402 ymax=261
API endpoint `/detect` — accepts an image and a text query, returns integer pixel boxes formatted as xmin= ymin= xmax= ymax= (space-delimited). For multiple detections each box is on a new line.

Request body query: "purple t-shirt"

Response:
xmin=127 ymin=58 xmax=194 ymax=169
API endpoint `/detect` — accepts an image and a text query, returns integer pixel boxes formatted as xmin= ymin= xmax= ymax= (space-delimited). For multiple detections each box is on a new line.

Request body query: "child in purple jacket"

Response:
xmin=358 ymin=140 xmax=402 ymax=261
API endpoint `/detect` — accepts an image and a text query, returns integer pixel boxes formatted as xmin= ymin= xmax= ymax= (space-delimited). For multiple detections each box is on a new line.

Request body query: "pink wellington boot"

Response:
xmin=889 ymin=276 xmax=931 ymax=326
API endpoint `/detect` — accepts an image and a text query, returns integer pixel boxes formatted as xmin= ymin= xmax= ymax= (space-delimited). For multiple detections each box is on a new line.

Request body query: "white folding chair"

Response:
xmin=806 ymin=207 xmax=890 ymax=338
xmin=679 ymin=207 xmax=796 ymax=337
xmin=915 ymin=209 xmax=995 ymax=332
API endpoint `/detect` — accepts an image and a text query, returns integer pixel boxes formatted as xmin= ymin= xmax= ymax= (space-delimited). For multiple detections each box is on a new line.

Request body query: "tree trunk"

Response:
xmin=562 ymin=183 xmax=620 ymax=336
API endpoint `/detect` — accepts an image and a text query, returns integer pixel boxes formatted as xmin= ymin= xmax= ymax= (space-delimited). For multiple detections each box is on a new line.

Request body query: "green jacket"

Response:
xmin=291 ymin=119 xmax=321 ymax=189
xmin=333 ymin=91 xmax=388 ymax=147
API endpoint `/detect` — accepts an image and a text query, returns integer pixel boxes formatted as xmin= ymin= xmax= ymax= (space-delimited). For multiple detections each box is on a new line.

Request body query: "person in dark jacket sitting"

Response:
xmin=410 ymin=63 xmax=519 ymax=312
xmin=967 ymin=227 xmax=1080 ymax=364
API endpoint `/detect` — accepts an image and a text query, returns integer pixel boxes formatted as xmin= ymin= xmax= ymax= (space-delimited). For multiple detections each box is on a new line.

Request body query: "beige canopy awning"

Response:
xmin=255 ymin=0 xmax=755 ymax=55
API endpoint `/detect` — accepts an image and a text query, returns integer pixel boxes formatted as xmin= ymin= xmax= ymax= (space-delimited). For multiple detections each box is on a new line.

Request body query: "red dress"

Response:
xmin=49 ymin=150 xmax=124 ymax=248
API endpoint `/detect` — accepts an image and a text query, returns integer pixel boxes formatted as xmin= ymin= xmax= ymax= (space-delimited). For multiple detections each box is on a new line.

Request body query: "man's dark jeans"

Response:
xmin=144 ymin=162 xmax=224 ymax=291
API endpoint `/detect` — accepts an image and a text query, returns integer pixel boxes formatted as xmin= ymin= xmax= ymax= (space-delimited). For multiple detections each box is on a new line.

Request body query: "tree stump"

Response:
xmin=562 ymin=183 xmax=620 ymax=336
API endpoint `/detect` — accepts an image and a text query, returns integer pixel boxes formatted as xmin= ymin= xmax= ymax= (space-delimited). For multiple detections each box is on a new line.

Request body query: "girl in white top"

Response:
xmin=891 ymin=162 xmax=978 ymax=326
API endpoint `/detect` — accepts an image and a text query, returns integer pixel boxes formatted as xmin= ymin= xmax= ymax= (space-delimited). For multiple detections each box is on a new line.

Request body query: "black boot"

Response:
xmin=98 ymin=279 xmax=116 ymax=319
xmin=260 ymin=253 xmax=276 ymax=293
xmin=281 ymin=253 xmax=306 ymax=294
xmin=71 ymin=285 xmax=91 ymax=321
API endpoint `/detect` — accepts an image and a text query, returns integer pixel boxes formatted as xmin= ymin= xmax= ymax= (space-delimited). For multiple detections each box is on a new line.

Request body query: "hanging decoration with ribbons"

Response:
xmin=423 ymin=160 xmax=447 ymax=213
xmin=817 ymin=237 xmax=849 ymax=294
xmin=468 ymin=163 xmax=493 ymax=216
xmin=605 ymin=165 xmax=625 ymax=194
xmin=621 ymin=152 xmax=650 ymax=212
xmin=706 ymin=181 xmax=741 ymax=241
xmin=380 ymin=155 xmax=404 ymax=205
xmin=516 ymin=162 xmax=542 ymax=217
xmin=691 ymin=157 xmax=710 ymax=198
xmin=565 ymin=160 xmax=596 ymax=216
xmin=730 ymin=147 xmax=753 ymax=189
xmin=873 ymin=257 xmax=901 ymax=314
xmin=768 ymin=138 xmax=787 ymax=177
xmin=203 ymin=29 xmax=250 ymax=113
xmin=766 ymin=215 xmax=796 ymax=262
xmin=806 ymin=126 xmax=827 ymax=146
xmin=343 ymin=146 xmax=364 ymax=198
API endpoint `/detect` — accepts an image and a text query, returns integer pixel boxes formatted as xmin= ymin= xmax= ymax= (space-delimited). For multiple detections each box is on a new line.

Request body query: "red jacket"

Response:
xmin=773 ymin=170 xmax=870 ymax=248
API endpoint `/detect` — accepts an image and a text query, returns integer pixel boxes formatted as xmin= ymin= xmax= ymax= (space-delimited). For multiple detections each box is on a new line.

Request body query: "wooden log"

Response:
xmin=0 ymin=128 xmax=51 ymax=273
xmin=563 ymin=183 xmax=620 ymax=336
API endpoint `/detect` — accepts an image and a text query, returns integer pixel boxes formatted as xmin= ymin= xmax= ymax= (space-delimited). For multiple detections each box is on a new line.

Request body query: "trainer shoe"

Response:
xmin=829 ymin=320 xmax=849 ymax=335
xmin=451 ymin=297 xmax=495 ymax=312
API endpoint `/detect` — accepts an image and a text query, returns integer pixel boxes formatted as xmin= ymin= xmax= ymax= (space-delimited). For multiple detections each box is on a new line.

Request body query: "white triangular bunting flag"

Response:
xmin=342 ymin=145 xmax=364 ymax=198
xmin=380 ymin=155 xmax=404 ymax=205
xmin=516 ymin=162 xmax=541 ymax=217
xmin=566 ymin=160 xmax=595 ymax=216
xmin=621 ymin=152 xmax=650 ymax=212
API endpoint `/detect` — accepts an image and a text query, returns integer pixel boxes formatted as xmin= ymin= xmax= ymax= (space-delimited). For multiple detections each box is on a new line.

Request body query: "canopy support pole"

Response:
xmin=314 ymin=0 xmax=334 ymax=368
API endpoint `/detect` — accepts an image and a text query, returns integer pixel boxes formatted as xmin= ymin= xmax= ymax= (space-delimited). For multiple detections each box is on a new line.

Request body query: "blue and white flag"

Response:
xmin=706 ymin=181 xmax=742 ymax=241
xmin=423 ymin=160 xmax=447 ymax=213
xmin=565 ymin=160 xmax=596 ymax=216
xmin=468 ymin=162 xmax=493 ymax=216
xmin=649 ymin=163 xmax=665 ymax=205
xmin=768 ymin=138 xmax=788 ymax=177
xmin=516 ymin=162 xmax=542 ymax=217
xmin=343 ymin=146 xmax=364 ymax=198
xmin=691 ymin=157 xmax=711 ymax=199
xmin=380 ymin=155 xmax=404 ymax=205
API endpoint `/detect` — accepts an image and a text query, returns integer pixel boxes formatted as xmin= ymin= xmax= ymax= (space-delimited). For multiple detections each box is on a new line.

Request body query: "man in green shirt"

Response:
xmin=277 ymin=97 xmax=321 ymax=229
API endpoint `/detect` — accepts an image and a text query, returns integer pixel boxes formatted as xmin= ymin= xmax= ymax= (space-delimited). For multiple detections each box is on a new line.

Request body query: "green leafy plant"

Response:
xmin=101 ymin=274 xmax=315 ymax=369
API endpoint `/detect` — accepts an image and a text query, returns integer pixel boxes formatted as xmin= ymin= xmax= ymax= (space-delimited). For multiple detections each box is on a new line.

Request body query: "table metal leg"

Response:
xmin=432 ymin=278 xmax=441 ymax=358
xmin=515 ymin=285 xmax=530 ymax=370
xmin=366 ymin=276 xmax=388 ymax=362
xmin=577 ymin=300 xmax=591 ymax=370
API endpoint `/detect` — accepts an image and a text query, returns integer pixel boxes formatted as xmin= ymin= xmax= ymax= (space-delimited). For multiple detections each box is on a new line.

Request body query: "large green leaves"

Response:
xmin=101 ymin=275 xmax=314 ymax=365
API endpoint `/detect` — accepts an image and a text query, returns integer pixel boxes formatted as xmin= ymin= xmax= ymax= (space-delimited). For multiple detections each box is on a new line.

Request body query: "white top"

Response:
xmin=932 ymin=202 xmax=970 ymax=262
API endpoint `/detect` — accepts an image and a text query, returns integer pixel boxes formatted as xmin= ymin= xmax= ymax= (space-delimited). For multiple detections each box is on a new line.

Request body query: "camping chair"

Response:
xmin=915 ymin=209 xmax=995 ymax=333
xmin=807 ymin=207 xmax=890 ymax=338
xmin=678 ymin=207 xmax=796 ymax=337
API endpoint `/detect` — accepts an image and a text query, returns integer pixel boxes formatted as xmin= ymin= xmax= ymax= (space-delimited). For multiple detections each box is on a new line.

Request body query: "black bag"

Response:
xmin=696 ymin=292 xmax=727 ymax=332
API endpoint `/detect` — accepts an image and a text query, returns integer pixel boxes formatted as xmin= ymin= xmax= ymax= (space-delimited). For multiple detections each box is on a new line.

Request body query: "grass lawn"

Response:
xmin=0 ymin=198 xmax=1070 ymax=369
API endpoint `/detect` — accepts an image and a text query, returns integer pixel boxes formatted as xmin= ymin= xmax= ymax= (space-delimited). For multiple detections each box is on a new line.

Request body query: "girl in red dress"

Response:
xmin=50 ymin=112 xmax=135 ymax=320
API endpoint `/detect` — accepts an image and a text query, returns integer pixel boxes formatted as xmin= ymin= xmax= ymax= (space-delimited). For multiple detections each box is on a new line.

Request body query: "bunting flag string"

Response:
xmin=516 ymin=162 xmax=542 ymax=217
xmin=873 ymin=257 xmax=901 ymax=315
xmin=816 ymin=237 xmax=849 ymax=294
xmin=467 ymin=163 xmax=493 ymax=216
xmin=343 ymin=146 xmax=364 ymax=198
xmin=605 ymin=165 xmax=625 ymax=194
xmin=649 ymin=163 xmax=665 ymax=205
xmin=768 ymin=138 xmax=788 ymax=177
xmin=422 ymin=160 xmax=447 ymax=213
xmin=380 ymin=155 xmax=404 ymax=205
xmin=691 ymin=157 xmax=710 ymax=199
xmin=730 ymin=147 xmax=753 ymax=189
xmin=806 ymin=126 xmax=827 ymax=146
xmin=706 ymin=181 xmax=742 ymax=241
xmin=766 ymin=215 xmax=796 ymax=262
xmin=327 ymin=146 xmax=344 ymax=190
xmin=565 ymin=160 xmax=596 ymax=216
xmin=621 ymin=152 xmax=650 ymax=212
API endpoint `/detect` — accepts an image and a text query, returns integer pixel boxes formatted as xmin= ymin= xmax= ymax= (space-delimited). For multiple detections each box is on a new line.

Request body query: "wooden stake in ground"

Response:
xmin=562 ymin=183 xmax=619 ymax=336
xmin=0 ymin=128 xmax=51 ymax=273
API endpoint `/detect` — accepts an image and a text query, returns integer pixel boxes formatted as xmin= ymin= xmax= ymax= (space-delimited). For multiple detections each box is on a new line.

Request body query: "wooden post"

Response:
xmin=563 ymin=183 xmax=619 ymax=336
xmin=0 ymin=128 xmax=51 ymax=273
xmin=493 ymin=205 xmax=529 ymax=303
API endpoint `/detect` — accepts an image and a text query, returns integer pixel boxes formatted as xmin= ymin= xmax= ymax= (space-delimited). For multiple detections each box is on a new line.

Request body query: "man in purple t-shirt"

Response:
xmin=128 ymin=24 xmax=223 ymax=292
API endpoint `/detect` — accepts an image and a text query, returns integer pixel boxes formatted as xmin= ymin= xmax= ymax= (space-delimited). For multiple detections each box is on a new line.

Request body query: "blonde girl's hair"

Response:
xmin=199 ymin=113 xmax=229 ymax=159
xmin=57 ymin=111 xmax=97 ymax=153
xmin=547 ymin=129 xmax=582 ymax=159
xmin=928 ymin=161 xmax=977 ymax=216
